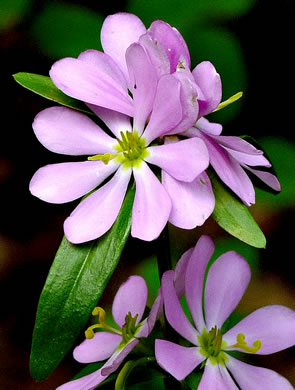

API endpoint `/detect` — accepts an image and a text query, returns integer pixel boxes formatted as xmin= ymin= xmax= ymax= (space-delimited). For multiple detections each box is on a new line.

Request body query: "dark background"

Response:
xmin=1 ymin=0 xmax=295 ymax=388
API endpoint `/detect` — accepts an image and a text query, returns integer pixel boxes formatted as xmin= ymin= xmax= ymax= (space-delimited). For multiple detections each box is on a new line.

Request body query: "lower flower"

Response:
xmin=57 ymin=275 xmax=162 ymax=390
xmin=155 ymin=235 xmax=295 ymax=389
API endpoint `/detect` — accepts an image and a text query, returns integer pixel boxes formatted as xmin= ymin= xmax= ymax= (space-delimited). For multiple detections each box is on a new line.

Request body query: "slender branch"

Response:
xmin=155 ymin=224 xmax=172 ymax=281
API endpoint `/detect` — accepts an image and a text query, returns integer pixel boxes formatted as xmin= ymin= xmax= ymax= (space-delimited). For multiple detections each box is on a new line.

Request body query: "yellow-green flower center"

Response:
xmin=198 ymin=326 xmax=262 ymax=366
xmin=121 ymin=312 xmax=139 ymax=344
xmin=88 ymin=130 xmax=149 ymax=169
xmin=199 ymin=326 xmax=228 ymax=365
xmin=84 ymin=307 xmax=140 ymax=346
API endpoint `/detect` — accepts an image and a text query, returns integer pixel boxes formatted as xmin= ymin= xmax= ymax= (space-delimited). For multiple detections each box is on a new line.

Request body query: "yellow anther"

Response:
xmin=88 ymin=153 xmax=116 ymax=164
xmin=229 ymin=333 xmax=262 ymax=354
xmin=85 ymin=328 xmax=94 ymax=339
xmin=85 ymin=324 xmax=102 ymax=339
xmin=92 ymin=306 xmax=106 ymax=323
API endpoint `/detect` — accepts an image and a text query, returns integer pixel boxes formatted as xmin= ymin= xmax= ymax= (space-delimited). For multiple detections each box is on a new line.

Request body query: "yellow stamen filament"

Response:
xmin=213 ymin=91 xmax=243 ymax=112
xmin=227 ymin=333 xmax=262 ymax=353
xmin=85 ymin=306 xmax=121 ymax=339
xmin=88 ymin=153 xmax=116 ymax=164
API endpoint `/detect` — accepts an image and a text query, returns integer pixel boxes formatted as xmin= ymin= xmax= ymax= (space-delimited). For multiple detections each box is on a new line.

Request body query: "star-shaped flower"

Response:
xmin=156 ymin=236 xmax=295 ymax=389
xmin=57 ymin=275 xmax=162 ymax=390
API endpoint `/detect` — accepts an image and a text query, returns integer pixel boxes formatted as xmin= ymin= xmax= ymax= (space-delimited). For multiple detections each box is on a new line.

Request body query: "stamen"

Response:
xmin=88 ymin=153 xmax=116 ymax=164
xmin=114 ymin=130 xmax=148 ymax=168
xmin=85 ymin=306 xmax=121 ymax=339
xmin=214 ymin=91 xmax=243 ymax=112
xmin=227 ymin=333 xmax=262 ymax=353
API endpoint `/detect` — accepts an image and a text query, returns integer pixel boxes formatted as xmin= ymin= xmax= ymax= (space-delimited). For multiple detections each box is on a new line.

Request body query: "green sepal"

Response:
xmin=210 ymin=173 xmax=266 ymax=248
xmin=13 ymin=72 xmax=93 ymax=115
xmin=30 ymin=184 xmax=135 ymax=381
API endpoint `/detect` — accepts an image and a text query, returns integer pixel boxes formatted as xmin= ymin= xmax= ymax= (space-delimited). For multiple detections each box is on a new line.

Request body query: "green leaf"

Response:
xmin=30 ymin=185 xmax=135 ymax=381
xmin=13 ymin=72 xmax=93 ymax=115
xmin=30 ymin=2 xmax=104 ymax=59
xmin=210 ymin=174 xmax=266 ymax=248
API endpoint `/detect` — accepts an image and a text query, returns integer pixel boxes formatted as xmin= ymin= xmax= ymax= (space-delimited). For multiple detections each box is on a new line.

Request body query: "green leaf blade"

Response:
xmin=30 ymin=185 xmax=135 ymax=381
xmin=13 ymin=72 xmax=93 ymax=115
xmin=211 ymin=174 xmax=266 ymax=248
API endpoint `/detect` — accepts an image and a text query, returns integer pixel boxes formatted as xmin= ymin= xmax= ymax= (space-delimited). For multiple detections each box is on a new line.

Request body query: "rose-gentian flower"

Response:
xmin=145 ymin=17 xmax=280 ymax=206
xmin=57 ymin=275 xmax=162 ymax=390
xmin=155 ymin=235 xmax=295 ymax=389
xmin=30 ymin=12 xmax=216 ymax=243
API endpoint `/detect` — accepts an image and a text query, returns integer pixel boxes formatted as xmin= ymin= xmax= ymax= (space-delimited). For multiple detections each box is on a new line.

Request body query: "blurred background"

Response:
xmin=1 ymin=0 xmax=295 ymax=388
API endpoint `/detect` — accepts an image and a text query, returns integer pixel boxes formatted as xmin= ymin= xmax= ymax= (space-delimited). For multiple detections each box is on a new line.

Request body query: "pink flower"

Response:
xmin=185 ymin=119 xmax=281 ymax=205
xmin=156 ymin=236 xmax=295 ymax=389
xmin=30 ymin=13 xmax=214 ymax=243
xmin=57 ymin=275 xmax=162 ymax=390
xmin=145 ymin=18 xmax=280 ymax=205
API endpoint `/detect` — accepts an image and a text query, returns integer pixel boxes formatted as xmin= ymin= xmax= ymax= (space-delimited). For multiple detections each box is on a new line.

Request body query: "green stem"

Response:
xmin=155 ymin=224 xmax=181 ymax=390
xmin=115 ymin=357 xmax=156 ymax=390
xmin=155 ymin=224 xmax=172 ymax=280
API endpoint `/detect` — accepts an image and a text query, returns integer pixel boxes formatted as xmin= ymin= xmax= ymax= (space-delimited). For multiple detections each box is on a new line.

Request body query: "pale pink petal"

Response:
xmin=100 ymin=338 xmax=139 ymax=377
xmin=204 ymin=251 xmax=251 ymax=330
xmin=112 ymin=276 xmax=148 ymax=328
xmin=195 ymin=117 xmax=223 ymax=135
xmin=226 ymin=356 xmax=294 ymax=390
xmin=155 ymin=340 xmax=204 ymax=380
xmin=50 ymin=58 xmax=134 ymax=116
xmin=88 ymin=105 xmax=132 ymax=138
xmin=174 ymin=247 xmax=194 ymax=297
xmin=56 ymin=338 xmax=138 ymax=390
xmin=168 ymin=69 xmax=199 ymax=134
xmin=64 ymin=166 xmax=131 ymax=243
xmin=73 ymin=332 xmax=122 ymax=363
xmin=137 ymin=292 xmax=163 ymax=337
xmin=139 ymin=33 xmax=170 ymax=78
xmin=30 ymin=161 xmax=118 ymax=204
xmin=56 ymin=367 xmax=106 ymax=390
xmin=185 ymin=235 xmax=215 ymax=332
xmin=101 ymin=12 xmax=146 ymax=82
xmin=126 ymin=43 xmax=158 ymax=135
xmin=161 ymin=270 xmax=200 ymax=345
xmin=224 ymin=305 xmax=295 ymax=355
xmin=243 ymin=166 xmax=281 ymax=191
xmin=142 ymin=75 xmax=182 ymax=144
xmin=201 ymin=132 xmax=255 ymax=206
xmin=146 ymin=138 xmax=208 ymax=182
xmin=131 ymin=162 xmax=171 ymax=241
xmin=225 ymin=148 xmax=270 ymax=167
xmin=192 ymin=61 xmax=222 ymax=117
xmin=209 ymin=135 xmax=263 ymax=156
xmin=162 ymin=171 xmax=215 ymax=229
xmin=198 ymin=362 xmax=239 ymax=390
xmin=78 ymin=49 xmax=128 ymax=90
xmin=33 ymin=106 xmax=116 ymax=155
xmin=148 ymin=20 xmax=191 ymax=72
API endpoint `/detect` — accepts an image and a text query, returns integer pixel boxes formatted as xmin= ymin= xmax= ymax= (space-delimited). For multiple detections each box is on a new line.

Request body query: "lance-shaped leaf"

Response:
xmin=210 ymin=173 xmax=266 ymax=248
xmin=30 ymin=185 xmax=135 ymax=381
xmin=13 ymin=72 xmax=93 ymax=115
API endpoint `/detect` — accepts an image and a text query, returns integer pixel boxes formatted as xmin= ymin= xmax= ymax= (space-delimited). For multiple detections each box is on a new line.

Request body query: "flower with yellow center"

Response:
xmin=57 ymin=275 xmax=163 ymax=390
xmin=156 ymin=236 xmax=295 ymax=389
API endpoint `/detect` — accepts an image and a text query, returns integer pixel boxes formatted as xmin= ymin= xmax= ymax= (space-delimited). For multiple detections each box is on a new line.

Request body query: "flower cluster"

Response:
xmin=29 ymin=12 xmax=279 ymax=244
xmin=58 ymin=236 xmax=295 ymax=389
xmin=23 ymin=11 xmax=290 ymax=390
